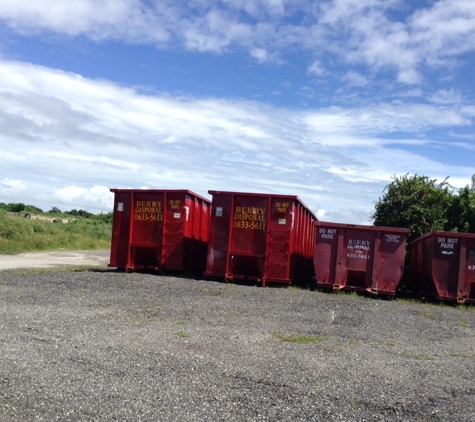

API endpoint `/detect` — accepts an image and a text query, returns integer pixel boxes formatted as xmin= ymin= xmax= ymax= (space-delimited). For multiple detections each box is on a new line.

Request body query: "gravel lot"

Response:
xmin=1 ymin=266 xmax=475 ymax=421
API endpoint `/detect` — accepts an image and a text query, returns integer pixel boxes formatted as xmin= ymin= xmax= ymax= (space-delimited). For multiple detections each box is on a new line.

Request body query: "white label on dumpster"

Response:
xmin=216 ymin=207 xmax=223 ymax=217
xmin=174 ymin=213 xmax=180 ymax=219
xmin=385 ymin=234 xmax=400 ymax=243
xmin=319 ymin=228 xmax=337 ymax=239
xmin=278 ymin=218 xmax=286 ymax=225
xmin=438 ymin=237 xmax=458 ymax=253
xmin=117 ymin=202 xmax=124 ymax=212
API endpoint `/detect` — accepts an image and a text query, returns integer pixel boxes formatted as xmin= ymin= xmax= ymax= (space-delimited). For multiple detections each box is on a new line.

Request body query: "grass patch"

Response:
xmin=126 ymin=303 xmax=162 ymax=324
xmin=0 ymin=287 xmax=23 ymax=297
xmin=457 ymin=317 xmax=470 ymax=327
xmin=379 ymin=340 xmax=396 ymax=347
xmin=419 ymin=307 xmax=438 ymax=319
xmin=0 ymin=209 xmax=111 ymax=254
xmin=272 ymin=331 xmax=326 ymax=344
xmin=75 ymin=288 xmax=91 ymax=293
xmin=401 ymin=350 xmax=437 ymax=360
xmin=449 ymin=353 xmax=475 ymax=359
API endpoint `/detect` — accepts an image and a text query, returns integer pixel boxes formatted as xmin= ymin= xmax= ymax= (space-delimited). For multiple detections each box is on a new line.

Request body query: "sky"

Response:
xmin=0 ymin=0 xmax=474 ymax=224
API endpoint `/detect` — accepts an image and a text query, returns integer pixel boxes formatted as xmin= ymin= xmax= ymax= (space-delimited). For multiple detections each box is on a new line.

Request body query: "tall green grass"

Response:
xmin=0 ymin=210 xmax=112 ymax=253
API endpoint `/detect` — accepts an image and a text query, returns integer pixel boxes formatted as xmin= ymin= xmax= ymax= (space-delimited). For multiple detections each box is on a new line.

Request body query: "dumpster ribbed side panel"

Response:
xmin=205 ymin=191 xmax=317 ymax=286
xmin=109 ymin=189 xmax=210 ymax=273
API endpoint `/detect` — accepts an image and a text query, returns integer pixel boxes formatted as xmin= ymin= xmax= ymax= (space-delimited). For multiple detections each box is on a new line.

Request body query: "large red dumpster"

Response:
xmin=109 ymin=189 xmax=210 ymax=273
xmin=410 ymin=231 xmax=475 ymax=304
xmin=314 ymin=222 xmax=410 ymax=296
xmin=204 ymin=191 xmax=317 ymax=286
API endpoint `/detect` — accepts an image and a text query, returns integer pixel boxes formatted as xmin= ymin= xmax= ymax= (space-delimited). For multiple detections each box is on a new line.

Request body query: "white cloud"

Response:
xmin=52 ymin=186 xmax=114 ymax=212
xmin=429 ymin=89 xmax=463 ymax=105
xmin=307 ymin=60 xmax=325 ymax=76
xmin=0 ymin=0 xmax=170 ymax=43
xmin=0 ymin=59 xmax=474 ymax=222
xmin=250 ymin=47 xmax=283 ymax=63
xmin=1 ymin=1 xmax=474 ymax=85
xmin=1 ymin=178 xmax=26 ymax=191
xmin=343 ymin=71 xmax=369 ymax=87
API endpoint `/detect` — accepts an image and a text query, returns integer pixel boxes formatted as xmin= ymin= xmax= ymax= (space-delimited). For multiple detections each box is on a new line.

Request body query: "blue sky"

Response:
xmin=0 ymin=0 xmax=474 ymax=223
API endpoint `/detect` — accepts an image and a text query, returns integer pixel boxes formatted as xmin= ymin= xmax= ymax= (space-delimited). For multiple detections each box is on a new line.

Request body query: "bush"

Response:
xmin=7 ymin=203 xmax=26 ymax=213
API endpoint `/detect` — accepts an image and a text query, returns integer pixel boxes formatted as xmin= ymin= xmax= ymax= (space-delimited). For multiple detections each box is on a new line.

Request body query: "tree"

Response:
xmin=446 ymin=175 xmax=475 ymax=233
xmin=371 ymin=174 xmax=454 ymax=242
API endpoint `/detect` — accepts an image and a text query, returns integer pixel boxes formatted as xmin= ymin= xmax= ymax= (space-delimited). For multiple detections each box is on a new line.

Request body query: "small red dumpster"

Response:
xmin=204 ymin=191 xmax=317 ymax=286
xmin=109 ymin=189 xmax=210 ymax=273
xmin=410 ymin=231 xmax=475 ymax=304
xmin=314 ymin=222 xmax=410 ymax=296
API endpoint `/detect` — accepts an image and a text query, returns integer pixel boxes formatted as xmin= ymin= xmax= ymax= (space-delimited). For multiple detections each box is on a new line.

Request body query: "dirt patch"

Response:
xmin=0 ymin=249 xmax=110 ymax=270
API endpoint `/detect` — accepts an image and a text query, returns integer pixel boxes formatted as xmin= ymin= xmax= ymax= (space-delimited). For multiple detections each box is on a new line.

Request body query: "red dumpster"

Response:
xmin=109 ymin=189 xmax=211 ymax=273
xmin=410 ymin=231 xmax=475 ymax=304
xmin=204 ymin=191 xmax=317 ymax=286
xmin=314 ymin=222 xmax=410 ymax=296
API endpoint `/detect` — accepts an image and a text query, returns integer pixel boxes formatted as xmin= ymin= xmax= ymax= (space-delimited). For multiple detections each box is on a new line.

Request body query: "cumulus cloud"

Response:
xmin=0 ymin=59 xmax=473 ymax=222
xmin=52 ymin=186 xmax=114 ymax=212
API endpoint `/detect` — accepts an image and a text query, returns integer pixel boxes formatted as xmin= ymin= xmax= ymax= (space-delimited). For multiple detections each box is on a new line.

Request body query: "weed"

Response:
xmin=353 ymin=401 xmax=365 ymax=410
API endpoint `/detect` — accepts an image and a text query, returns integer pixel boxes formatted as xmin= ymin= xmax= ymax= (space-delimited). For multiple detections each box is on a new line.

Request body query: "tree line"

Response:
xmin=0 ymin=203 xmax=113 ymax=223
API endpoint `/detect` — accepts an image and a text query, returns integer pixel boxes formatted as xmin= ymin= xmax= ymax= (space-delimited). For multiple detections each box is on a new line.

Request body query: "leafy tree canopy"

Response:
xmin=372 ymin=173 xmax=475 ymax=242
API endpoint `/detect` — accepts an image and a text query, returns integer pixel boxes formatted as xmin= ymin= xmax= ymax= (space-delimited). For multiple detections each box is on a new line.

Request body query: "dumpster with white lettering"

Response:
xmin=314 ymin=222 xmax=410 ymax=296
xmin=109 ymin=189 xmax=211 ymax=273
xmin=410 ymin=231 xmax=475 ymax=303
xmin=204 ymin=191 xmax=317 ymax=286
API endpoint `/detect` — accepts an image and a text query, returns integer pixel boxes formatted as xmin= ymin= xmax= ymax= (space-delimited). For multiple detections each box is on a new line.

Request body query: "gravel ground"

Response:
xmin=1 ymin=268 xmax=475 ymax=421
